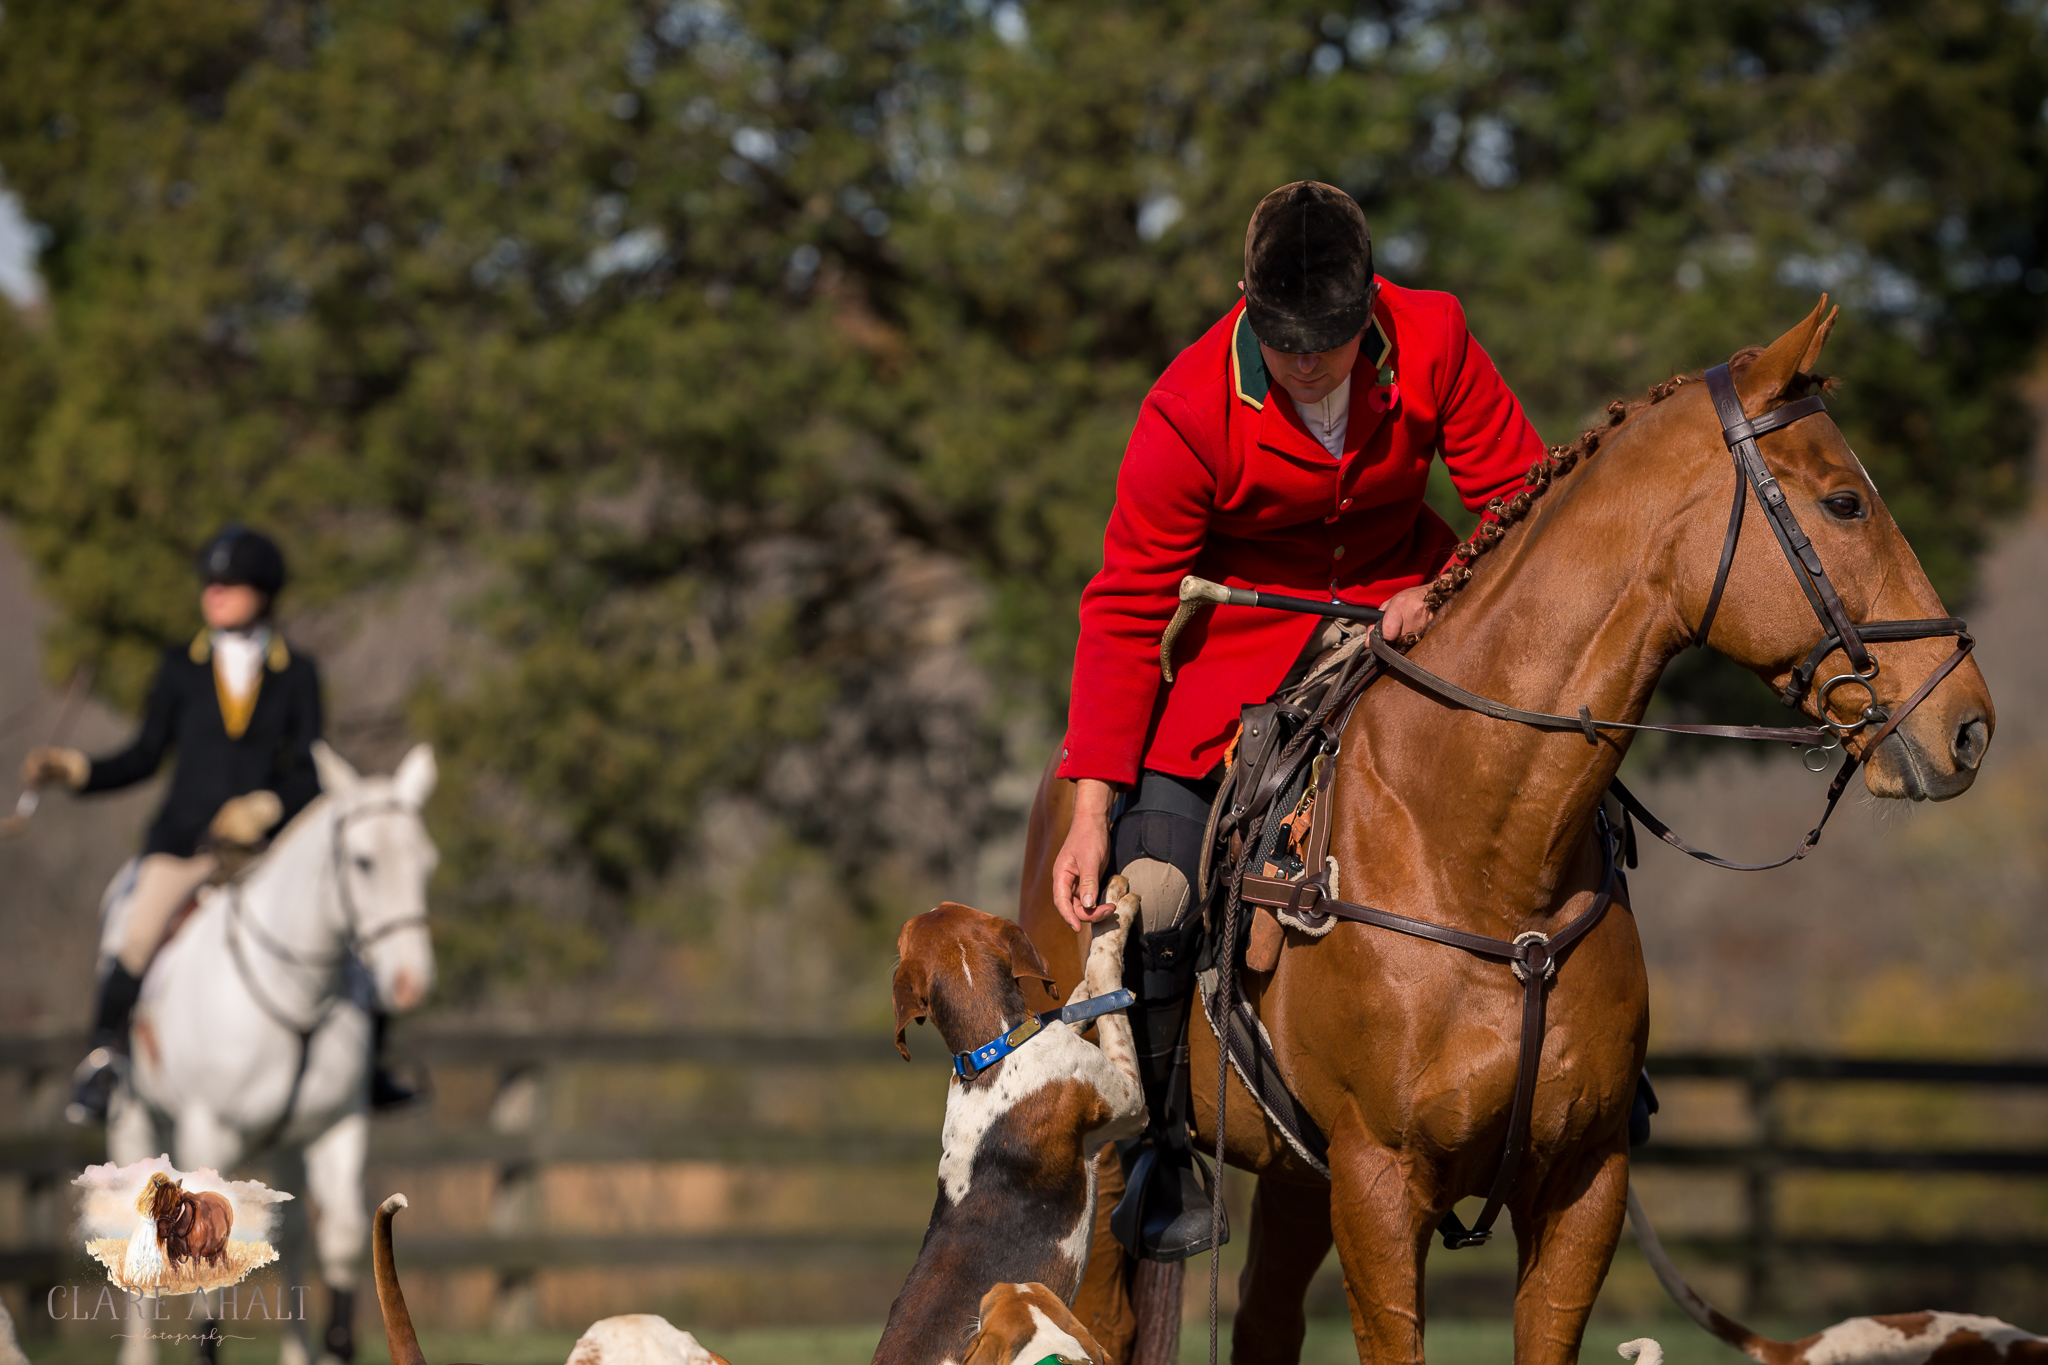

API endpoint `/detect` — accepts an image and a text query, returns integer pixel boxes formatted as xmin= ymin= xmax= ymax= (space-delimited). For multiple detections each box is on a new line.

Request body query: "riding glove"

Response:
xmin=210 ymin=790 xmax=283 ymax=846
xmin=21 ymin=746 xmax=89 ymax=789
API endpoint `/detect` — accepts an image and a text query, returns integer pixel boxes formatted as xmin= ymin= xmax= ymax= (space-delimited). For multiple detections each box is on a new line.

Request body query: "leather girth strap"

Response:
xmin=1239 ymin=809 xmax=1622 ymax=1248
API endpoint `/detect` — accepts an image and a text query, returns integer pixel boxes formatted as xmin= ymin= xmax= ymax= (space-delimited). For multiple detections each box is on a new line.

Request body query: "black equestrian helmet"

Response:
xmin=1242 ymin=181 xmax=1375 ymax=355
xmin=196 ymin=523 xmax=287 ymax=598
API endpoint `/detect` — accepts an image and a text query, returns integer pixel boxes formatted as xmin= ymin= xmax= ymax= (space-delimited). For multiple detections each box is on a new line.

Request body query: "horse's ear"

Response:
xmin=393 ymin=744 xmax=437 ymax=808
xmin=1735 ymin=294 xmax=1834 ymax=414
xmin=312 ymin=741 xmax=360 ymax=796
xmin=1797 ymin=303 xmax=1840 ymax=375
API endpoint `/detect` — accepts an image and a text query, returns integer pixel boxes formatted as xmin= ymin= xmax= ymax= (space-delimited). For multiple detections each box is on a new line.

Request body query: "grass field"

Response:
xmin=16 ymin=1316 xmax=1781 ymax=1365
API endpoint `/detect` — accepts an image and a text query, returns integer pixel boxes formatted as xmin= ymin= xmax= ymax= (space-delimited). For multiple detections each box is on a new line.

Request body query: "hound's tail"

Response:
xmin=373 ymin=1195 xmax=428 ymax=1365
xmin=1628 ymin=1184 xmax=1793 ymax=1365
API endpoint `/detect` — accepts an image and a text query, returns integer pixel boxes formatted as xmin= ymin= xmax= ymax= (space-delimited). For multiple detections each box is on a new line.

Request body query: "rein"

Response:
xmin=219 ymin=797 xmax=428 ymax=1150
xmin=1176 ymin=359 xmax=1976 ymax=1259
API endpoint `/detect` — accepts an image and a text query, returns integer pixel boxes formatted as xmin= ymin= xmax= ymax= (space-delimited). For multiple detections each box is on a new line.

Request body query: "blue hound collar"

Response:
xmin=952 ymin=988 xmax=1136 ymax=1081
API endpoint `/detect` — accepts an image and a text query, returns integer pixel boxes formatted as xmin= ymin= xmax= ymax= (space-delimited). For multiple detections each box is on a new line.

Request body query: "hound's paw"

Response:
xmin=1617 ymin=1340 xmax=1663 ymax=1365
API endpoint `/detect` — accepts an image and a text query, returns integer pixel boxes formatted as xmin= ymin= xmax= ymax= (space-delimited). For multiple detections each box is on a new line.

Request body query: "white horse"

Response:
xmin=107 ymin=741 xmax=439 ymax=1365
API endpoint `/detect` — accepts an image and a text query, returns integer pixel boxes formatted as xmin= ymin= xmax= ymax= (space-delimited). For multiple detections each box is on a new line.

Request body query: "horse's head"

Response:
xmin=1653 ymin=298 xmax=1995 ymax=800
xmin=312 ymin=741 xmax=440 ymax=1012
xmin=136 ymin=1172 xmax=180 ymax=1222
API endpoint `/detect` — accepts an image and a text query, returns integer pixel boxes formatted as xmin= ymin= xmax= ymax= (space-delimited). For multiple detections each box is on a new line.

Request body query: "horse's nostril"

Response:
xmin=1952 ymin=716 xmax=1988 ymax=771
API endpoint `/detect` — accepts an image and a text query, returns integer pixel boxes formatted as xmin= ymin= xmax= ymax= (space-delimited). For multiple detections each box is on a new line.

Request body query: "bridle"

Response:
xmin=1364 ymin=361 xmax=1975 ymax=870
xmin=1610 ymin=363 xmax=1974 ymax=867
xmin=1204 ymin=359 xmax=1980 ymax=1261
xmin=220 ymin=797 xmax=430 ymax=1148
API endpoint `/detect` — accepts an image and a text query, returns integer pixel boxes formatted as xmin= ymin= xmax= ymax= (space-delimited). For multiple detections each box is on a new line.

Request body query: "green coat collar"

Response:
xmin=1231 ymin=307 xmax=1393 ymax=411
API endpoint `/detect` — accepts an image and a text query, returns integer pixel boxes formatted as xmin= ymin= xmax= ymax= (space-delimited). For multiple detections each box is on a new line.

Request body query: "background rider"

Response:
xmin=20 ymin=524 xmax=413 ymax=1125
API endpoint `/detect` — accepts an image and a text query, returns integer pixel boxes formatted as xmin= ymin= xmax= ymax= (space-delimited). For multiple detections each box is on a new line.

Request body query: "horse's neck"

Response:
xmin=234 ymin=797 xmax=344 ymax=955
xmin=1355 ymin=421 xmax=1692 ymax=917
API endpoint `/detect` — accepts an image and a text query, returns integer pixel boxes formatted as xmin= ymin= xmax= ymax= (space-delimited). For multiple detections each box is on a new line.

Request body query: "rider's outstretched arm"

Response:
xmin=78 ymin=651 xmax=181 ymax=793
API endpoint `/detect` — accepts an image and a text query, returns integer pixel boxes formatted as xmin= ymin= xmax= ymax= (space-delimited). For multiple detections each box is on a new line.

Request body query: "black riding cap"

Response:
xmin=197 ymin=523 xmax=287 ymax=598
xmin=1243 ymin=182 xmax=1375 ymax=355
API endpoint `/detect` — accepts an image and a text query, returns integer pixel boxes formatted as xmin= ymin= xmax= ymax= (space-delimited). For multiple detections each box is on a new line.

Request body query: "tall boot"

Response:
xmin=67 ymin=964 xmax=143 ymax=1126
xmin=1108 ymin=920 xmax=1227 ymax=1262
xmin=368 ymin=1011 xmax=420 ymax=1112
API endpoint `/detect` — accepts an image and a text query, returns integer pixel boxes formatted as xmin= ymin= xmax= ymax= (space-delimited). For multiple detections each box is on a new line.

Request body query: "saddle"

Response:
xmin=1185 ymin=626 xmax=1385 ymax=1180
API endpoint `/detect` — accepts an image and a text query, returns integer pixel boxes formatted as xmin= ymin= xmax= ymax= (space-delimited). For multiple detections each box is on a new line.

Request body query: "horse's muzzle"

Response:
xmin=1866 ymin=704 xmax=1991 ymax=802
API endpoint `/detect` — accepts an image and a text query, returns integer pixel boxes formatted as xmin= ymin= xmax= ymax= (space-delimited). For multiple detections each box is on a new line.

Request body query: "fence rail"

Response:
xmin=2 ymin=1033 xmax=2044 ymax=1315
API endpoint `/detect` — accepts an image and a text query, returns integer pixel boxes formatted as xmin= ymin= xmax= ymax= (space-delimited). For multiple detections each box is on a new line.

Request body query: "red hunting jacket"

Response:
xmin=1058 ymin=281 xmax=1548 ymax=786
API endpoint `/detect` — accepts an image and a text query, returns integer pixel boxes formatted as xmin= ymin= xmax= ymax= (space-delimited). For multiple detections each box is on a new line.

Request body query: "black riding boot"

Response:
xmin=368 ymin=1011 xmax=419 ymax=1112
xmin=67 ymin=964 xmax=143 ymax=1126
xmin=1108 ymin=920 xmax=1227 ymax=1262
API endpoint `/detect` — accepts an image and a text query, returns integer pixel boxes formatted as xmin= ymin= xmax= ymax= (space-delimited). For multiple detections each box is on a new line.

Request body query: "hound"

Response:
xmin=373 ymin=1198 xmax=1102 ymax=1365
xmin=1619 ymin=1319 xmax=2047 ymax=1365
xmin=874 ymin=886 xmax=1146 ymax=1365
xmin=962 ymin=1283 xmax=1105 ymax=1365
xmin=1627 ymin=1188 xmax=2046 ymax=1365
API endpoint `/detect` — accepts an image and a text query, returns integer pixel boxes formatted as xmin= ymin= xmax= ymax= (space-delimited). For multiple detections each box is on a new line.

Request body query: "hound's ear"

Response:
xmin=891 ymin=958 xmax=931 ymax=1062
xmin=1004 ymin=921 xmax=1056 ymax=990
xmin=392 ymin=744 xmax=437 ymax=808
xmin=1735 ymin=294 xmax=1833 ymax=414
xmin=312 ymin=741 xmax=360 ymax=796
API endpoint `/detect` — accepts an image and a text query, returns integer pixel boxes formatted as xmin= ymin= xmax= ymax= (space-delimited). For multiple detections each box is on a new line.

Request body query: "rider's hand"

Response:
xmin=1053 ymin=778 xmax=1118 ymax=931
xmin=210 ymin=790 xmax=284 ymax=847
xmin=22 ymin=746 xmax=88 ymax=790
xmin=1379 ymin=584 xmax=1436 ymax=645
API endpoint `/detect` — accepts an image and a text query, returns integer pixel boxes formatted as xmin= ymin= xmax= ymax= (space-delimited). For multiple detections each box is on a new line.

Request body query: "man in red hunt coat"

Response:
xmin=1050 ymin=182 xmax=1548 ymax=1259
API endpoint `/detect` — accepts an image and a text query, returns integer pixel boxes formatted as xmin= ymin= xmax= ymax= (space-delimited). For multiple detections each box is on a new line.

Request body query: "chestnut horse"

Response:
xmin=1018 ymin=301 xmax=1995 ymax=1365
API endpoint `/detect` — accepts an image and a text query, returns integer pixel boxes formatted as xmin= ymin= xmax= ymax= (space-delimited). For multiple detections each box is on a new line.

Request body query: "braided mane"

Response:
xmin=1404 ymin=346 xmax=1834 ymax=644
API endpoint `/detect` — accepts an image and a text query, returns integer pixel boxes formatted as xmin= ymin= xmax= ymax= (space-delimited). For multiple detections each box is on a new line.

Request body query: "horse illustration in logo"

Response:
xmin=78 ymin=1159 xmax=286 ymax=1296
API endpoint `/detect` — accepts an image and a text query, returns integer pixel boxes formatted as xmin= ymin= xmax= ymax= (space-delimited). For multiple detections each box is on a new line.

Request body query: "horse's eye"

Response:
xmin=1821 ymin=492 xmax=1863 ymax=520
xmin=353 ymin=855 xmax=373 ymax=873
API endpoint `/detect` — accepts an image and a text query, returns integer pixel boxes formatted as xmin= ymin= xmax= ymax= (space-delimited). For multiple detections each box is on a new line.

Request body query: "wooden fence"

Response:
xmin=2 ymin=1032 xmax=2044 ymax=1322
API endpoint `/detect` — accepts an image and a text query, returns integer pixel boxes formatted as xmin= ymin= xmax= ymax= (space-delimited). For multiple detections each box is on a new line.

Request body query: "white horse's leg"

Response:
xmin=109 ymin=1085 xmax=162 ymax=1365
xmin=174 ymin=1103 xmax=246 ymax=1176
xmin=304 ymin=1113 xmax=369 ymax=1365
xmin=271 ymin=1147 xmax=313 ymax=1365
xmin=174 ymin=1106 xmax=246 ymax=1365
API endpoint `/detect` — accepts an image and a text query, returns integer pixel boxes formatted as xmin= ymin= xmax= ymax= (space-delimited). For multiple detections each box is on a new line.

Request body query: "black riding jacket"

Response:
xmin=81 ymin=631 xmax=323 ymax=858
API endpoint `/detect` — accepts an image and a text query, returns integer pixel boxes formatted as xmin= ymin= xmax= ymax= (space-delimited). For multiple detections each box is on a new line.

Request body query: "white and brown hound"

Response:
xmin=1627 ymin=1187 xmax=2045 ymax=1365
xmin=874 ymin=886 xmax=1146 ymax=1365
xmin=1620 ymin=1315 xmax=2046 ymax=1365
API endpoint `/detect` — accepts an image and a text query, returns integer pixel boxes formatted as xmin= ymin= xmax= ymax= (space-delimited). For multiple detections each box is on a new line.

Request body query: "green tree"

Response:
xmin=1 ymin=0 xmax=2041 ymax=1000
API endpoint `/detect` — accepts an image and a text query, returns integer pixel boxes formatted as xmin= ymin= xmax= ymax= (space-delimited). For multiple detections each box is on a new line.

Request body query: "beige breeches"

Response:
xmin=117 ymin=853 xmax=218 ymax=975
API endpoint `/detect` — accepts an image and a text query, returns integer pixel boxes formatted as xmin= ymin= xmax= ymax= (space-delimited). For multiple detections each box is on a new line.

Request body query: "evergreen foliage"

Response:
xmin=0 ymin=0 xmax=2041 ymax=993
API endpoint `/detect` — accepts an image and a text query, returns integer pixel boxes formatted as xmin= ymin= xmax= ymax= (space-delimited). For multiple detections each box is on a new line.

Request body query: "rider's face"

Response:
xmin=202 ymin=583 xmax=267 ymax=631
xmin=1259 ymin=327 xmax=1367 ymax=407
